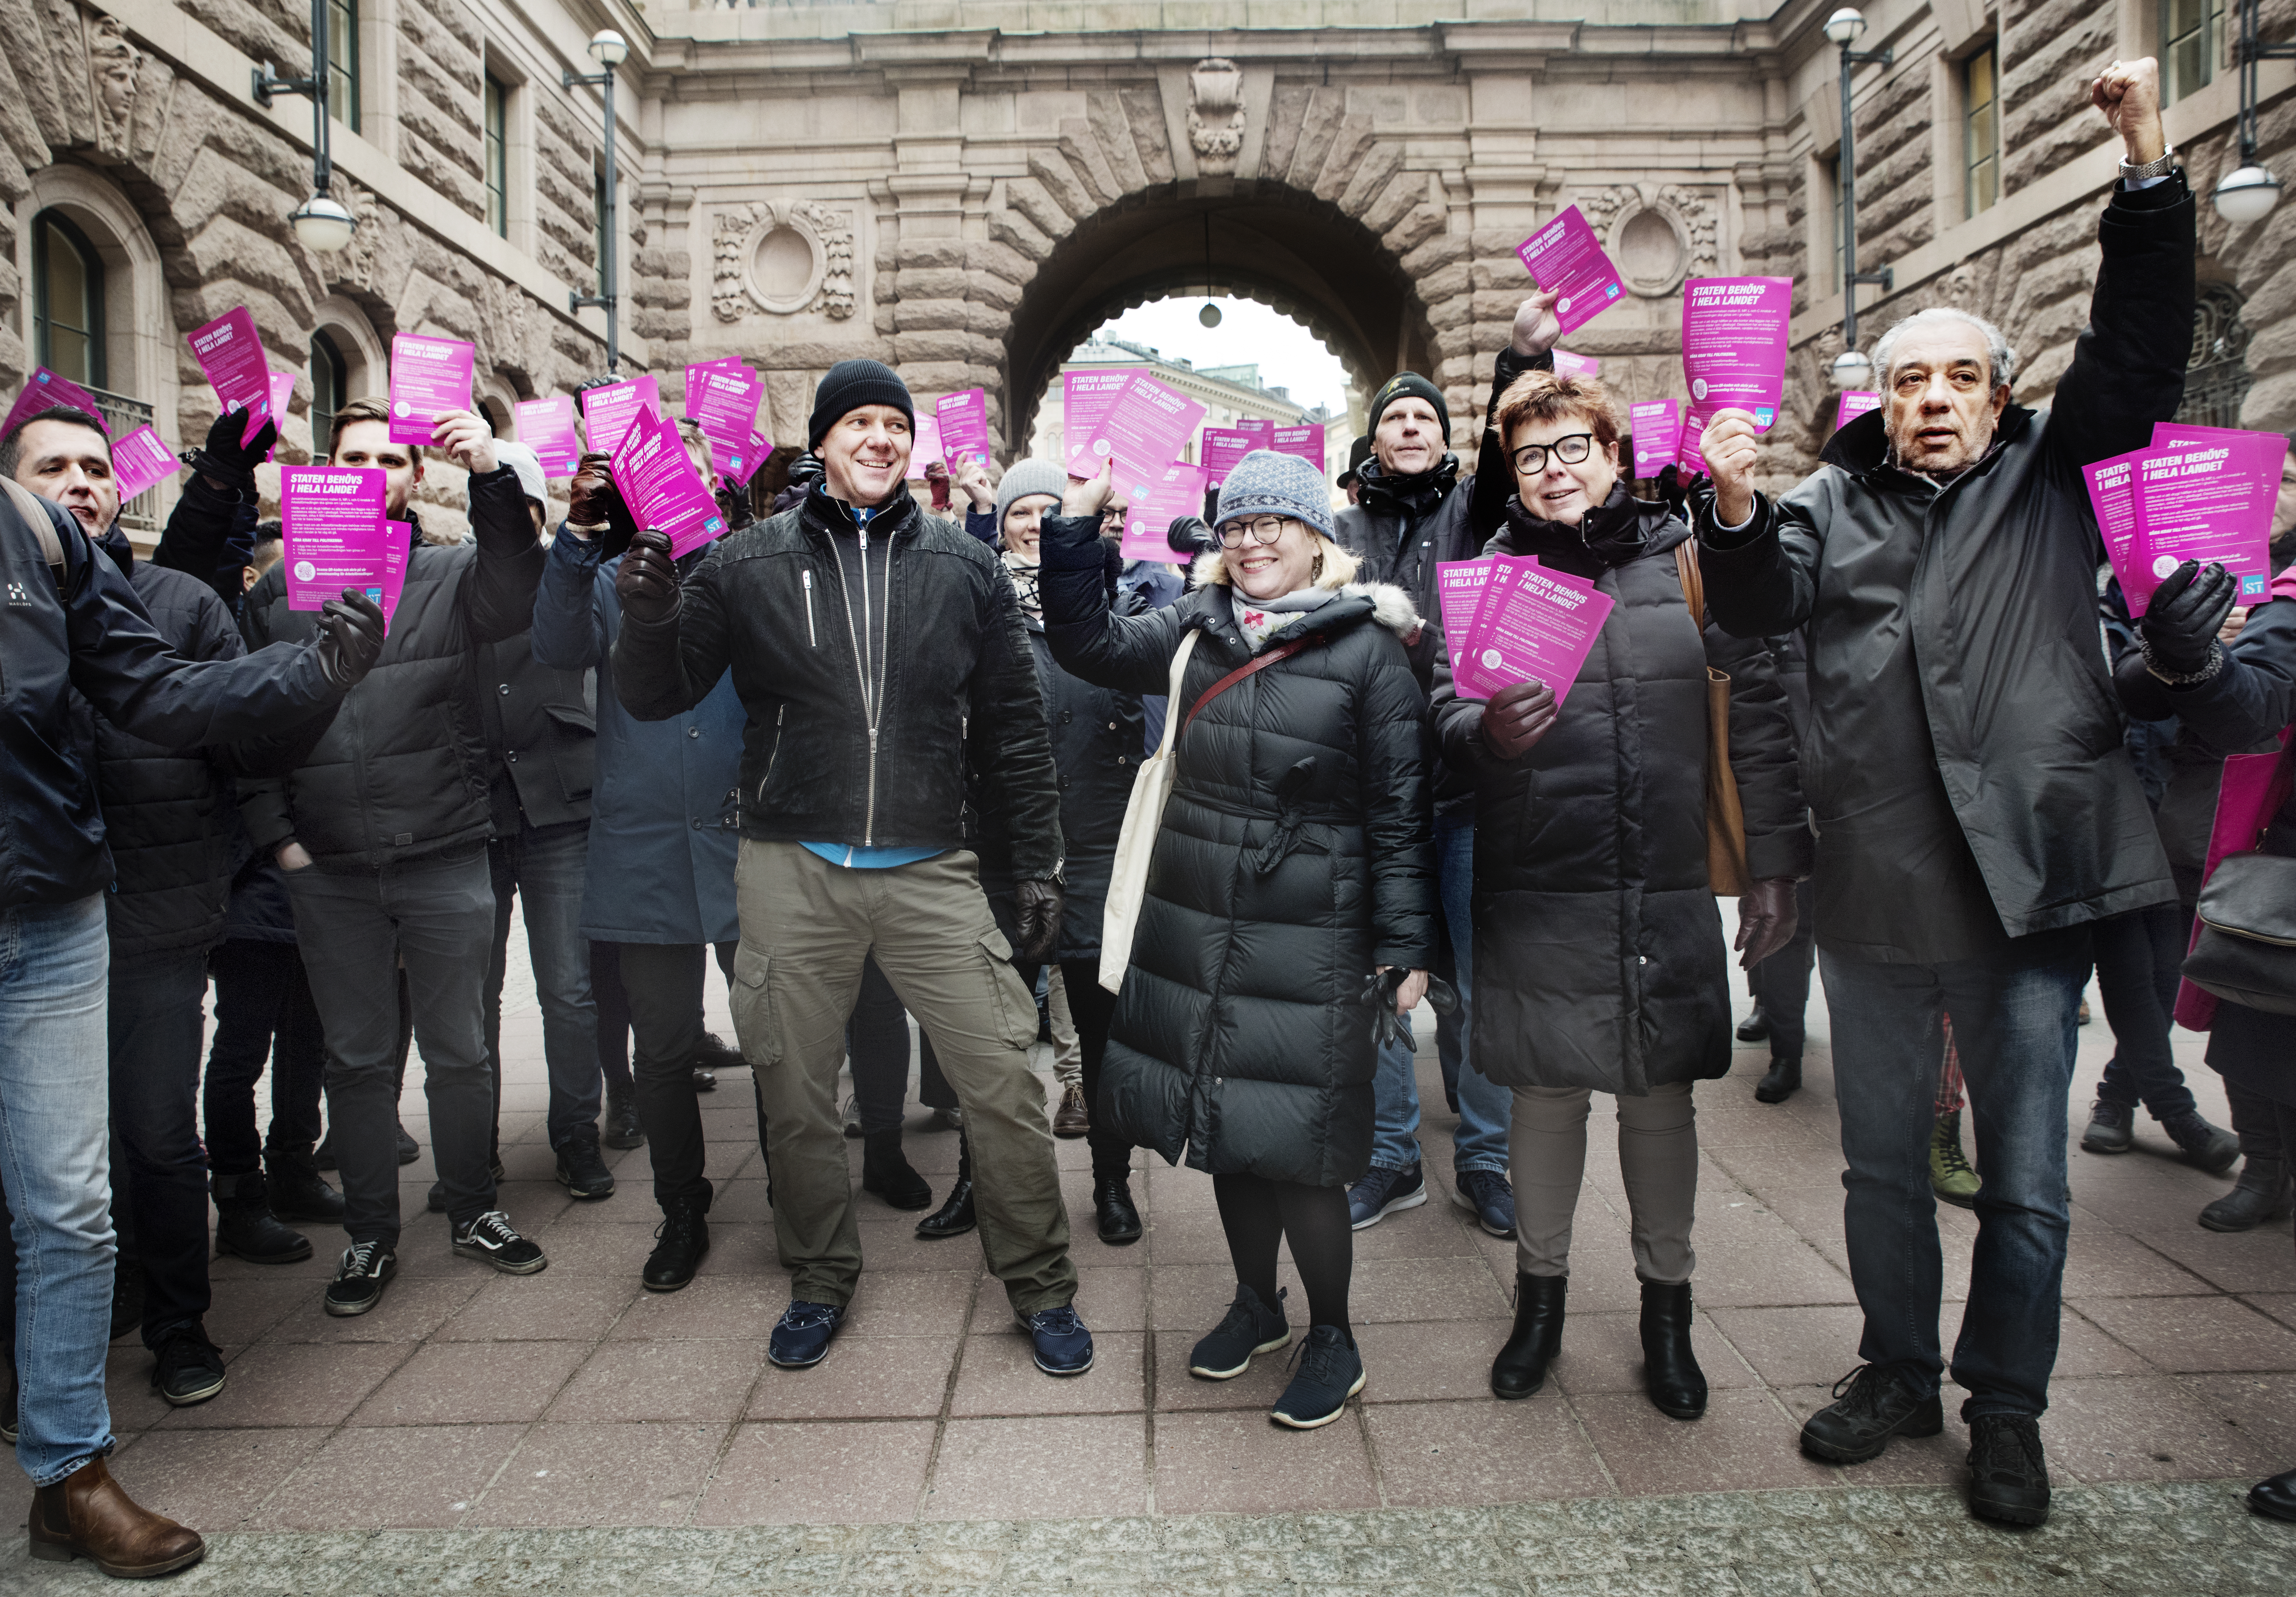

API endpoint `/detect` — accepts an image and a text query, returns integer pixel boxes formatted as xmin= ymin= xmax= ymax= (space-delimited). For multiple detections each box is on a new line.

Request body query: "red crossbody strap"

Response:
xmin=1182 ymin=635 xmax=1317 ymax=734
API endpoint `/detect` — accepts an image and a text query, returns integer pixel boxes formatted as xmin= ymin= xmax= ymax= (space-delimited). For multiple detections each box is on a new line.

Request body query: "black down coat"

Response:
xmin=1039 ymin=514 xmax=1438 ymax=1187
xmin=1433 ymin=491 xmax=1812 ymax=1094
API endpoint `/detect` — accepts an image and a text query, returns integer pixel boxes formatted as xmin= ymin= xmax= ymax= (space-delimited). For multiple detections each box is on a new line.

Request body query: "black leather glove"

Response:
xmin=313 ymin=589 xmax=387 ymax=689
xmin=569 ymin=451 xmax=642 ymax=556
xmin=1733 ymin=876 xmax=1799 ymax=970
xmin=2139 ymin=559 xmax=2238 ymax=676
xmin=1166 ymin=516 xmax=1217 ymax=562
xmin=188 ymin=408 xmax=277 ymax=494
xmin=1012 ymin=877 xmax=1064 ymax=963
xmin=1479 ymin=680 xmax=1558 ymax=761
xmin=614 ymin=529 xmax=681 ymax=626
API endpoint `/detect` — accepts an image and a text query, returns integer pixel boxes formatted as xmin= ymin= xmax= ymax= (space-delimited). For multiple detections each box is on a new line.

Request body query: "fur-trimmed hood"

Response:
xmin=1189 ymin=543 xmax=1424 ymax=642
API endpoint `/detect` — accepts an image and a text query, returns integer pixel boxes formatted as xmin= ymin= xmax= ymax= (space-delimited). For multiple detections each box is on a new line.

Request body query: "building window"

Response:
xmin=593 ymin=163 xmax=611 ymax=295
xmin=2162 ymin=0 xmax=2224 ymax=106
xmin=484 ymin=74 xmax=510 ymax=238
xmin=31 ymin=209 xmax=105 ymax=390
xmin=1964 ymin=46 xmax=1999 ymax=217
xmin=326 ymin=0 xmax=359 ymax=133
xmin=2179 ymin=281 xmax=2253 ymax=428
xmin=311 ymin=329 xmax=347 ymax=459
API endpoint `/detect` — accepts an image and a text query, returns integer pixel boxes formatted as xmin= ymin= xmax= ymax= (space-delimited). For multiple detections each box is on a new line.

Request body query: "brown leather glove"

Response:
xmin=614 ymin=529 xmax=681 ymax=627
xmin=313 ymin=589 xmax=388 ymax=689
xmin=1478 ymin=680 xmax=1558 ymax=761
xmin=1733 ymin=876 xmax=1799 ymax=970
xmin=1012 ymin=877 xmax=1064 ymax=963
xmin=569 ymin=451 xmax=641 ymax=556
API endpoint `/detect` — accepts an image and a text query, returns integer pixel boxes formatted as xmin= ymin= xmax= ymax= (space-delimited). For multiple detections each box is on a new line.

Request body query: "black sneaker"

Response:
xmin=452 ymin=1211 xmax=548 ymax=1275
xmin=2162 ymin=1111 xmax=2240 ymax=1175
xmin=556 ymin=1132 xmax=617 ymax=1200
xmin=602 ymin=1088 xmax=644 ymax=1151
xmin=396 ymin=1123 xmax=420 ymax=1165
xmin=324 ymin=1241 xmax=398 ymax=1317
xmin=1966 ymin=1412 xmax=2051 ymax=1526
xmin=1799 ymin=1364 xmax=1944 ymax=1463
xmin=149 ymin=1327 xmax=225 ymax=1406
xmin=1346 ymin=1163 xmax=1426 ymax=1230
xmin=1270 ymin=1325 xmax=1364 ymax=1430
xmin=2080 ymin=1098 xmax=2134 ymax=1154
xmin=1188 ymin=1283 xmax=1290 ymax=1379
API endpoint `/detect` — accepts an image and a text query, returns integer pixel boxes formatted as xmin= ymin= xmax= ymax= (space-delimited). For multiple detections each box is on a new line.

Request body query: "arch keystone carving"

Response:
xmin=1188 ymin=59 xmax=1245 ymax=177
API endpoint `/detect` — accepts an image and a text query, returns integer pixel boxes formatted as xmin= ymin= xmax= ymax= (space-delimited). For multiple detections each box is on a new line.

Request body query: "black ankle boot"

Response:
xmin=1755 ymin=1055 xmax=1801 ymax=1104
xmin=861 ymin=1128 xmax=933 ymax=1210
xmin=212 ymin=1173 xmax=314 ymax=1265
xmin=2200 ymin=1157 xmax=2293 ymax=1232
xmin=1639 ymin=1279 xmax=1708 ymax=1420
xmin=916 ymin=1134 xmax=975 ymax=1238
xmin=643 ymin=1202 xmax=710 ymax=1292
xmin=264 ymin=1149 xmax=346 ymax=1224
xmin=1094 ymin=1175 xmax=1142 ymax=1244
xmin=1491 ymin=1273 xmax=1566 ymax=1399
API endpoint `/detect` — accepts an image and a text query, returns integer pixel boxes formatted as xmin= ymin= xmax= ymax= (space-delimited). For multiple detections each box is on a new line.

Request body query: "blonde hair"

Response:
xmin=1191 ymin=530 xmax=1360 ymax=591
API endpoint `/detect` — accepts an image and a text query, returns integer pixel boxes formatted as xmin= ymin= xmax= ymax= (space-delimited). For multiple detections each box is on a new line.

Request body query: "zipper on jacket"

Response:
xmin=756 ymin=704 xmax=785 ymax=803
xmin=801 ymin=569 xmax=818 ymax=647
xmin=832 ymin=508 xmax=899 ymax=846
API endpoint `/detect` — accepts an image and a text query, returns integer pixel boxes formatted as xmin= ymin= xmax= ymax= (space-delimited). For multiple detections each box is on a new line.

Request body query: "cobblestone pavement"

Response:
xmin=7 ymin=921 xmax=2295 ymax=1590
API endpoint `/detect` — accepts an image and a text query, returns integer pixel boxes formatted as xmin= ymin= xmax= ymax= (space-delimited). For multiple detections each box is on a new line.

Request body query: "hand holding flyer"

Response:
xmin=2129 ymin=431 xmax=2285 ymax=610
xmin=387 ymin=334 xmax=476 ymax=446
xmin=1455 ymin=558 xmax=1614 ymax=707
xmin=1119 ymin=461 xmax=1209 ymax=563
xmin=581 ymin=374 xmax=662 ymax=457
xmin=611 ymin=403 xmax=727 ymax=559
xmin=1062 ymin=369 xmax=1138 ymax=475
xmin=110 ymin=426 xmax=182 ymax=502
xmin=281 ymin=466 xmax=391 ymax=619
xmin=1514 ymin=206 xmax=1627 ymax=337
xmin=1629 ymin=400 xmax=1682 ymax=480
xmin=2083 ymin=451 xmax=2144 ymax=596
xmin=515 ymin=397 xmax=582 ymax=478
xmin=683 ymin=362 xmax=763 ymax=459
xmin=936 ymin=390 xmax=992 ymax=466
xmin=1084 ymin=374 xmax=1207 ymax=496
xmin=188 ymin=310 xmax=274 ymax=442
xmin=1681 ymin=277 xmax=1792 ymax=431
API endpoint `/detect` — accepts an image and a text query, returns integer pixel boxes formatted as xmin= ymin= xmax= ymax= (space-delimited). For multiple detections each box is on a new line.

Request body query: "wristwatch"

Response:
xmin=2119 ymin=148 xmax=2178 ymax=182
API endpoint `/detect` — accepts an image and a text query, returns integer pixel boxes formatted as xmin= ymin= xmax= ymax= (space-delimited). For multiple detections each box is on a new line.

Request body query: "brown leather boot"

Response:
xmin=28 ymin=1455 xmax=204 ymax=1578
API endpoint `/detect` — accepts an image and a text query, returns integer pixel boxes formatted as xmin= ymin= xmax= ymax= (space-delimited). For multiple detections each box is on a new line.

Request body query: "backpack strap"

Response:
xmin=0 ymin=475 xmax=66 ymax=591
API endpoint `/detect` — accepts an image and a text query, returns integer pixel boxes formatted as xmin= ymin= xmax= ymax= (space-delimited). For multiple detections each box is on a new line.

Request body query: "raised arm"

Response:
xmin=532 ymin=524 xmax=610 ymax=670
xmin=153 ymin=412 xmax=276 ymax=607
xmin=454 ymin=440 xmax=547 ymax=647
xmin=1467 ymin=295 xmax=1561 ymax=537
xmin=611 ymin=531 xmax=735 ymax=721
xmin=1038 ymin=481 xmax=1195 ymax=695
xmin=1688 ymin=466 xmax=1827 ymax=640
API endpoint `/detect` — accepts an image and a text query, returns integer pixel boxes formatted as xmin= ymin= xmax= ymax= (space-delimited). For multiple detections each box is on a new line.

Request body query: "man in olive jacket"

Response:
xmin=1691 ymin=60 xmax=2187 ymax=1528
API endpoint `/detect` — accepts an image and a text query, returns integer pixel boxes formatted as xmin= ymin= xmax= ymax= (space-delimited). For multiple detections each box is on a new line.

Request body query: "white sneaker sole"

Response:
xmin=1450 ymin=1183 xmax=1518 ymax=1239
xmin=1271 ymin=1367 xmax=1367 ymax=1429
xmin=1189 ymin=1330 xmax=1292 ymax=1380
xmin=1350 ymin=1182 xmax=1427 ymax=1231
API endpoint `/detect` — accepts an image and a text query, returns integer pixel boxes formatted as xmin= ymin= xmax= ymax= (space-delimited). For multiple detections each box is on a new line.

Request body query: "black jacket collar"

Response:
xmin=1819 ymin=403 xmax=2030 ymax=490
xmin=1496 ymin=484 xmax=1684 ymax=579
xmin=1356 ymin=453 xmax=1460 ymax=520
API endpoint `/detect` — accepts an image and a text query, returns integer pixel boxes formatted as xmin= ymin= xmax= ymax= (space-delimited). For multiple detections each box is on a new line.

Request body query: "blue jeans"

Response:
xmin=485 ymin=822 xmax=601 ymax=1149
xmin=1820 ymin=935 xmax=2088 ymax=1420
xmin=1371 ymin=818 xmax=1510 ymax=1176
xmin=0 ymin=895 xmax=116 ymax=1485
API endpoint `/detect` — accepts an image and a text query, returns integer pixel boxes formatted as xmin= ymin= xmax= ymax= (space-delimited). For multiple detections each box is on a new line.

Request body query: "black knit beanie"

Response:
xmin=1369 ymin=371 xmax=1449 ymax=439
xmin=807 ymin=359 xmax=915 ymax=450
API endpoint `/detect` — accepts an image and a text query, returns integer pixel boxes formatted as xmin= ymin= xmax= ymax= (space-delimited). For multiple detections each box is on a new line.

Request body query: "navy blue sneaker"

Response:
xmin=1347 ymin=1163 xmax=1426 ymax=1230
xmin=1189 ymin=1284 xmax=1291 ymax=1379
xmin=1021 ymin=1304 xmax=1094 ymax=1376
xmin=1453 ymin=1168 xmax=1517 ymax=1239
xmin=768 ymin=1300 xmax=846 ymax=1369
xmin=1271 ymin=1324 xmax=1365 ymax=1430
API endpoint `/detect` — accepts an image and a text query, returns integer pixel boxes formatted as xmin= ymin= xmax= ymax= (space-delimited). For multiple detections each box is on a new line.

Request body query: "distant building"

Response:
xmin=1030 ymin=339 xmax=1345 ymax=483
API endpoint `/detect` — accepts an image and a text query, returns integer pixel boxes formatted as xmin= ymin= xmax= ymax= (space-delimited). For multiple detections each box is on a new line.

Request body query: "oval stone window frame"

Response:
xmin=743 ymin=209 xmax=827 ymax=317
xmin=1608 ymin=200 xmax=1691 ymax=299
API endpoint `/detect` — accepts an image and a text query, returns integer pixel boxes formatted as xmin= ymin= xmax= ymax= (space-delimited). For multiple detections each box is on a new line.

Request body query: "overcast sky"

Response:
xmin=1082 ymin=296 xmax=1355 ymax=417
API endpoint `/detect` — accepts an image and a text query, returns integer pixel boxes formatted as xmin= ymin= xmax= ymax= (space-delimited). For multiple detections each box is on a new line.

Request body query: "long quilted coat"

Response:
xmin=1039 ymin=514 xmax=1438 ymax=1187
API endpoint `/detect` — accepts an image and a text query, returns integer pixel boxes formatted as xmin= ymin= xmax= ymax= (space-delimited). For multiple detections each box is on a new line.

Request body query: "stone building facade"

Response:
xmin=5 ymin=0 xmax=2291 ymax=534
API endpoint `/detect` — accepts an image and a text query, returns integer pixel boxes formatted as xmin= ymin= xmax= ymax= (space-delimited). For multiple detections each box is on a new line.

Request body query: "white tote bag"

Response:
xmin=1099 ymin=628 xmax=1200 ymax=993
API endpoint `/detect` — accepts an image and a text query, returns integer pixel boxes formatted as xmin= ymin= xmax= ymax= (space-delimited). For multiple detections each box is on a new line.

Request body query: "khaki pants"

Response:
xmin=730 ymin=840 xmax=1077 ymax=1313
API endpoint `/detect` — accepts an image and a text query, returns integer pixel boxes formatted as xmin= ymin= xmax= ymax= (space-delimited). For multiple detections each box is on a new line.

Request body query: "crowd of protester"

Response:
xmin=3 ymin=53 xmax=2294 ymax=1579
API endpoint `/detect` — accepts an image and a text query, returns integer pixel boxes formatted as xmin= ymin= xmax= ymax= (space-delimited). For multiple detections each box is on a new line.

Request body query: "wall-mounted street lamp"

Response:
xmin=1824 ymin=8 xmax=1894 ymax=389
xmin=2215 ymin=0 xmax=2293 ymax=223
xmin=566 ymin=30 xmax=629 ymax=374
xmin=255 ymin=1 xmax=357 ymax=252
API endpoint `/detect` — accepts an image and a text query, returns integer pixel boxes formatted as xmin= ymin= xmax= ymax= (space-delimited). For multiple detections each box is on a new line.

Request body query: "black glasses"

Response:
xmin=1217 ymin=515 xmax=1296 ymax=548
xmin=1510 ymin=433 xmax=1596 ymax=474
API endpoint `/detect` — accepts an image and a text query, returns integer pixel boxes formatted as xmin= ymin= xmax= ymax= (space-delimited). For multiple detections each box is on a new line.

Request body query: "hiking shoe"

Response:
xmin=768 ymin=1301 xmax=845 ymax=1368
xmin=643 ymin=1205 xmax=710 ymax=1292
xmin=323 ymin=1241 xmax=398 ymax=1317
xmin=2080 ymin=1098 xmax=2134 ymax=1154
xmin=1271 ymin=1325 xmax=1364 ymax=1429
xmin=1931 ymin=1109 xmax=1980 ymax=1209
xmin=1799 ymin=1364 xmax=1944 ymax=1462
xmin=1053 ymin=1083 xmax=1090 ymax=1138
xmin=602 ymin=1087 xmax=644 ymax=1150
xmin=396 ymin=1124 xmax=420 ymax=1165
xmin=2163 ymin=1111 xmax=2240 ymax=1175
xmin=1966 ymin=1413 xmax=2051 ymax=1526
xmin=452 ymin=1211 xmax=547 ymax=1275
xmin=1453 ymin=1168 xmax=1517 ymax=1238
xmin=556 ymin=1132 xmax=617 ymax=1200
xmin=1023 ymin=1305 xmax=1095 ymax=1376
xmin=1093 ymin=1175 xmax=1143 ymax=1244
xmin=149 ymin=1328 xmax=225 ymax=1406
xmin=1190 ymin=1284 xmax=1291 ymax=1379
xmin=1347 ymin=1163 xmax=1426 ymax=1230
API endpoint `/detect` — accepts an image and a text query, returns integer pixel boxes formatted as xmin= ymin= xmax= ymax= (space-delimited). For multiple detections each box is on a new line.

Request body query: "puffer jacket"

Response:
xmin=1433 ymin=490 xmax=1810 ymax=1094
xmin=238 ymin=467 xmax=544 ymax=872
xmin=1039 ymin=513 xmax=1437 ymax=1187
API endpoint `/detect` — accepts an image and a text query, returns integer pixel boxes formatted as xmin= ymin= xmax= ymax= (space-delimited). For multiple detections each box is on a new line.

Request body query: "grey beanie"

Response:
xmin=491 ymin=439 xmax=550 ymax=511
xmin=994 ymin=458 xmax=1070 ymax=525
xmin=1214 ymin=448 xmax=1334 ymax=540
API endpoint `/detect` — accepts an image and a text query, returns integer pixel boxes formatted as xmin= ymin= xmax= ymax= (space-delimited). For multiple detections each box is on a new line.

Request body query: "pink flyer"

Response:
xmin=1118 ymin=461 xmax=1209 ymax=563
xmin=1062 ymin=369 xmax=1138 ymax=474
xmin=2082 ymin=451 xmax=2146 ymax=597
xmin=1514 ymin=206 xmax=1627 ymax=337
xmin=280 ymin=466 xmax=390 ymax=616
xmin=1676 ymin=408 xmax=1713 ymax=477
xmin=1200 ymin=428 xmax=1258 ymax=484
xmin=110 ymin=426 xmax=181 ymax=501
xmin=683 ymin=362 xmax=763 ymax=457
xmin=580 ymin=374 xmax=661 ymax=458
xmin=1834 ymin=392 xmax=1882 ymax=432
xmin=935 ymin=389 xmax=992 ymax=466
xmin=387 ymin=333 xmax=476 ymax=445
xmin=1083 ymin=373 xmax=1206 ymax=493
xmin=1272 ymin=424 xmax=1325 ymax=469
xmin=718 ymin=427 xmax=773 ymax=484
xmin=2 ymin=366 xmax=107 ymax=439
xmin=515 ymin=397 xmax=582 ymax=477
xmin=1232 ymin=419 xmax=1273 ymax=450
xmin=611 ymin=403 xmax=727 ymax=559
xmin=1629 ymin=400 xmax=1682 ymax=479
xmin=261 ymin=370 xmax=295 ymax=462
xmin=1681 ymin=277 xmax=1792 ymax=431
xmin=1457 ymin=559 xmax=1614 ymax=708
xmin=1457 ymin=553 xmax=1544 ymax=695
xmin=1434 ymin=558 xmax=1495 ymax=657
xmin=907 ymin=413 xmax=944 ymax=476
xmin=188 ymin=309 xmax=274 ymax=437
xmin=2129 ymin=434 xmax=2285 ymax=610
xmin=1551 ymin=350 xmax=1603 ymax=378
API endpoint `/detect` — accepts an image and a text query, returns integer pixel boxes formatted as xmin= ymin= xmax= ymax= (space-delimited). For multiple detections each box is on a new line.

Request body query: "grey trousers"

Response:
xmin=1511 ymin=1082 xmax=1697 ymax=1285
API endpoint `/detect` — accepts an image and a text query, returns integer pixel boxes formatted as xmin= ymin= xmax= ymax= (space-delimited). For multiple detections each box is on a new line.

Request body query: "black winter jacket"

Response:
xmin=1040 ymin=513 xmax=1437 ymax=1187
xmin=1691 ymin=177 xmax=2194 ymax=963
xmin=612 ymin=482 xmax=1063 ymax=879
xmin=1434 ymin=492 xmax=1810 ymax=1093
xmin=239 ymin=467 xmax=545 ymax=873
xmin=469 ymin=633 xmax=596 ymax=835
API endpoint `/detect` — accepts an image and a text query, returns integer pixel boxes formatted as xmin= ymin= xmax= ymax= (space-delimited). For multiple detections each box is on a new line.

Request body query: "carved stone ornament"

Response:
xmin=1187 ymin=58 xmax=1246 ymax=177
xmin=87 ymin=14 xmax=140 ymax=156
xmin=713 ymin=200 xmax=856 ymax=322
xmin=1573 ymin=184 xmax=1718 ymax=298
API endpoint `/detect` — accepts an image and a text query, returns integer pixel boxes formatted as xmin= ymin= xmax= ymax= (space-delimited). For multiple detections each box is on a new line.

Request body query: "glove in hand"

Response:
xmin=1013 ymin=877 xmax=1064 ymax=963
xmin=569 ymin=452 xmax=642 ymax=556
xmin=189 ymin=408 xmax=277 ymax=493
xmin=2140 ymin=560 xmax=2238 ymax=675
xmin=1733 ymin=877 xmax=1799 ymax=970
xmin=313 ymin=589 xmax=387 ymax=689
xmin=615 ymin=530 xmax=682 ymax=626
xmin=1479 ymin=680 xmax=1558 ymax=761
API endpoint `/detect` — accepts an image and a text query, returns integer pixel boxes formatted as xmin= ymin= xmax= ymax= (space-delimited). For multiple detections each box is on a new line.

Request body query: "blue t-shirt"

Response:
xmin=800 ymin=842 xmax=946 ymax=870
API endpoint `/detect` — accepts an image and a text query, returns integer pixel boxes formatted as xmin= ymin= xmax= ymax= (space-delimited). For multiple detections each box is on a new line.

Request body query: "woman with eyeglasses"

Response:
xmin=1430 ymin=369 xmax=1810 ymax=1416
xmin=1038 ymin=449 xmax=1437 ymax=1432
